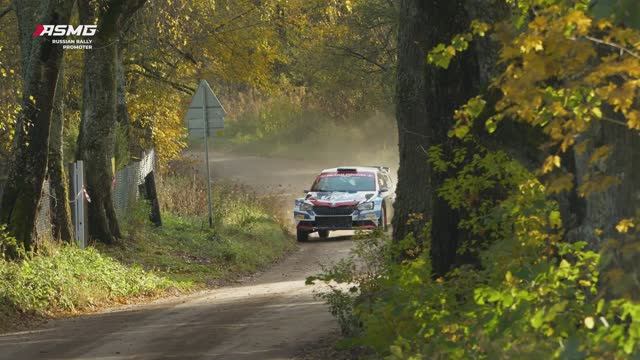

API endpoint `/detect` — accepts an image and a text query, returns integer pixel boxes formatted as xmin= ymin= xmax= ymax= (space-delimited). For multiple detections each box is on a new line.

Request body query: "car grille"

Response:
xmin=313 ymin=206 xmax=356 ymax=216
xmin=315 ymin=216 xmax=352 ymax=228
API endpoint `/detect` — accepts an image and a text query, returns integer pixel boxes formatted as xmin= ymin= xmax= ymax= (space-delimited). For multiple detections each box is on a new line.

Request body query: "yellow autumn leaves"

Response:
xmin=433 ymin=4 xmax=640 ymax=201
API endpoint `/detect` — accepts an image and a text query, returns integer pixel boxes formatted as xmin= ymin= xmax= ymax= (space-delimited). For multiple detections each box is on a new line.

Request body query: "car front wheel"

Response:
xmin=297 ymin=229 xmax=309 ymax=242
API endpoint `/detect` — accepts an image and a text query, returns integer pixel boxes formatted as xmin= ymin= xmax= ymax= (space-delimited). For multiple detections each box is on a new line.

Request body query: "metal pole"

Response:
xmin=202 ymin=82 xmax=214 ymax=227
xmin=74 ymin=161 xmax=86 ymax=249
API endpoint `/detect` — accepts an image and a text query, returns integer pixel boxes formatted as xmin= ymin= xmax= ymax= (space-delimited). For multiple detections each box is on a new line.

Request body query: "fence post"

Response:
xmin=72 ymin=160 xmax=87 ymax=249
xmin=144 ymin=171 xmax=162 ymax=226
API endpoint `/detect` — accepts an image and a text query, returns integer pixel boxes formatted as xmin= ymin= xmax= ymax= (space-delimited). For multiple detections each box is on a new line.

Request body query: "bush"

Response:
xmin=0 ymin=224 xmax=24 ymax=260
xmin=107 ymin=163 xmax=294 ymax=285
xmin=0 ymin=245 xmax=172 ymax=316
xmin=158 ymin=158 xmax=278 ymax=228
xmin=310 ymin=149 xmax=640 ymax=359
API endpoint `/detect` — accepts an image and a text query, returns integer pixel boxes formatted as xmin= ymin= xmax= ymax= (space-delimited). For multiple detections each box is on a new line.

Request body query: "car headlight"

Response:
xmin=300 ymin=202 xmax=314 ymax=211
xmin=357 ymin=202 xmax=374 ymax=211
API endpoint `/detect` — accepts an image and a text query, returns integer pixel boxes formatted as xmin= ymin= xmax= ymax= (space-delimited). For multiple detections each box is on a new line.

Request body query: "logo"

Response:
xmin=33 ymin=24 xmax=96 ymax=50
xmin=32 ymin=24 xmax=97 ymax=38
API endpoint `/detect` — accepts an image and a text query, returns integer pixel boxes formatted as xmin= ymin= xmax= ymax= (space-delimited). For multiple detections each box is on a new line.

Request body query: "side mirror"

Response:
xmin=380 ymin=186 xmax=389 ymax=193
xmin=303 ymin=190 xmax=310 ymax=194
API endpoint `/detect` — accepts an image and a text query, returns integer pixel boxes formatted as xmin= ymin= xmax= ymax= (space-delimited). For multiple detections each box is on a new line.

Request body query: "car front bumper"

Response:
xmin=294 ymin=210 xmax=381 ymax=231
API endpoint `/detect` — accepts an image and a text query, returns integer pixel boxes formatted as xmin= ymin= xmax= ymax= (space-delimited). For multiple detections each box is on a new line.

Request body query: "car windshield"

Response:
xmin=311 ymin=172 xmax=376 ymax=192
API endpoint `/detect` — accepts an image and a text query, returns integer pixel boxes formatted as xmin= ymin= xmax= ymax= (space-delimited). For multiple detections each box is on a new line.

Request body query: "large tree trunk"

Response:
xmin=0 ymin=0 xmax=74 ymax=253
xmin=570 ymin=120 xmax=640 ymax=298
xmin=76 ymin=0 xmax=146 ymax=243
xmin=391 ymin=0 xmax=431 ymax=245
xmin=392 ymin=0 xmax=479 ymax=275
xmin=571 ymin=122 xmax=640 ymax=243
xmin=423 ymin=0 xmax=479 ymax=276
xmin=48 ymin=64 xmax=74 ymax=242
xmin=76 ymin=25 xmax=122 ymax=243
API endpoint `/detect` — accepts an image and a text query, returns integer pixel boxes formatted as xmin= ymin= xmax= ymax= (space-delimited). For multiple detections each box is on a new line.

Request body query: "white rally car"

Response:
xmin=293 ymin=166 xmax=394 ymax=241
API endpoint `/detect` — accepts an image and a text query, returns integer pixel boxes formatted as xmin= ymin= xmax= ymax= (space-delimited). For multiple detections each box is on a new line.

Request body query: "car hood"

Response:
xmin=305 ymin=191 xmax=376 ymax=206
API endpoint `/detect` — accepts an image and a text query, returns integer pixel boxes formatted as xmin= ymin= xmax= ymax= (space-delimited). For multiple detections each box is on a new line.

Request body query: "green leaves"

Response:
xmin=449 ymin=96 xmax=486 ymax=139
xmin=427 ymin=43 xmax=457 ymax=69
xmin=427 ymin=21 xmax=490 ymax=69
xmin=591 ymin=0 xmax=640 ymax=28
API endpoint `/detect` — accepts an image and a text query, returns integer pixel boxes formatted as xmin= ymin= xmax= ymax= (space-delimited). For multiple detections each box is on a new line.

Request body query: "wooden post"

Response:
xmin=144 ymin=171 xmax=162 ymax=227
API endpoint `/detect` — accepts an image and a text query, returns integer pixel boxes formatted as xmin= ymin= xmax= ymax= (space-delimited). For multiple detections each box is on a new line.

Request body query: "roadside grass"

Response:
xmin=104 ymin=163 xmax=295 ymax=286
xmin=0 ymin=158 xmax=293 ymax=332
xmin=0 ymin=244 xmax=176 ymax=331
xmin=100 ymin=204 xmax=294 ymax=286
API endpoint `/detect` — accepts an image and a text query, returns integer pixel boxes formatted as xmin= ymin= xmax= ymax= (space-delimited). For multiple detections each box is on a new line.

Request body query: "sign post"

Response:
xmin=185 ymin=80 xmax=226 ymax=228
xmin=72 ymin=160 xmax=87 ymax=249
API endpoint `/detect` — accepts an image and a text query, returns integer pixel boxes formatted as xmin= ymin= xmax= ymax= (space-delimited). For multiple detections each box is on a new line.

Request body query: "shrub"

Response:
xmin=0 ymin=245 xmax=172 ymax=315
xmin=310 ymin=149 xmax=640 ymax=359
xmin=158 ymin=158 xmax=277 ymax=228
xmin=0 ymin=224 xmax=24 ymax=260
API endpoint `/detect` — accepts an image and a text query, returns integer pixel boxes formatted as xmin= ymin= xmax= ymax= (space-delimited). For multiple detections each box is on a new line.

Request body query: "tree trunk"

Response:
xmin=48 ymin=64 xmax=74 ymax=242
xmin=391 ymin=0 xmax=431 ymax=245
xmin=76 ymin=30 xmax=122 ymax=243
xmin=76 ymin=0 xmax=146 ymax=243
xmin=424 ymin=0 xmax=479 ymax=276
xmin=392 ymin=0 xmax=480 ymax=275
xmin=0 ymin=0 xmax=74 ymax=253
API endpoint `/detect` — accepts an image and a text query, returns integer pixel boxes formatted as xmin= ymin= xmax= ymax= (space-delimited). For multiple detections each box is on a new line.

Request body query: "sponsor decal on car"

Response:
xmin=317 ymin=172 xmax=374 ymax=178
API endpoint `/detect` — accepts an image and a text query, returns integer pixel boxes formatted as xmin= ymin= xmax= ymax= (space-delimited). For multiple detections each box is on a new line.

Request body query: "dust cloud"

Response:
xmin=284 ymin=111 xmax=399 ymax=174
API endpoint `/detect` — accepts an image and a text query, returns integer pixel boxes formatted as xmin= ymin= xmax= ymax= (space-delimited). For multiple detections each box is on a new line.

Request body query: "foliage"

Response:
xmin=0 ymin=245 xmax=173 ymax=317
xmin=307 ymin=233 xmax=392 ymax=337
xmin=0 ymin=224 xmax=24 ymax=260
xmin=0 ymin=165 xmax=293 ymax=327
xmin=109 ymin=161 xmax=295 ymax=284
xmin=311 ymin=146 xmax=640 ymax=358
xmin=430 ymin=0 xmax=640 ymax=193
xmin=0 ymin=6 xmax=21 ymax=173
xmin=124 ymin=0 xmax=395 ymax=163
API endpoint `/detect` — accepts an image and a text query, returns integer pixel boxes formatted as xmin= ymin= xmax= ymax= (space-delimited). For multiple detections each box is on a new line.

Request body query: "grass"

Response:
xmin=100 ymin=211 xmax=293 ymax=286
xmin=0 ymin=158 xmax=294 ymax=332
xmin=0 ymin=245 xmax=176 ymax=331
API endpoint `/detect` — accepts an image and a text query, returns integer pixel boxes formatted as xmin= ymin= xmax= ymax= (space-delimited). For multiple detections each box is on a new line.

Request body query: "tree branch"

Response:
xmin=326 ymin=45 xmax=389 ymax=71
xmin=583 ymin=35 xmax=640 ymax=60
xmin=128 ymin=67 xmax=195 ymax=95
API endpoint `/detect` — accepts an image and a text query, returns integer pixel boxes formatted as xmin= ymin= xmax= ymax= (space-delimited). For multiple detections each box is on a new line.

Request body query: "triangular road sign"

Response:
xmin=185 ymin=80 xmax=226 ymax=136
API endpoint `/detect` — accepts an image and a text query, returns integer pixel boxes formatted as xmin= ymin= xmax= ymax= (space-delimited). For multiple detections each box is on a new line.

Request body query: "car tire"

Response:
xmin=297 ymin=229 xmax=309 ymax=242
xmin=318 ymin=230 xmax=330 ymax=239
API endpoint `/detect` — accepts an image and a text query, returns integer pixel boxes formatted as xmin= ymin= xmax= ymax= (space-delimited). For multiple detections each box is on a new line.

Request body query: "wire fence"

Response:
xmin=112 ymin=149 xmax=156 ymax=217
xmin=31 ymin=149 xmax=156 ymax=241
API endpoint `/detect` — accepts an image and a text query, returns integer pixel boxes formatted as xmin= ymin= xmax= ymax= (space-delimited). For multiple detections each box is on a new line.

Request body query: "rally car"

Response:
xmin=293 ymin=166 xmax=394 ymax=242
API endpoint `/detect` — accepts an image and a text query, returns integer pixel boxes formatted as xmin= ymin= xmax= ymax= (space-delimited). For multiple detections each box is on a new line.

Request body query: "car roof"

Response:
xmin=320 ymin=166 xmax=387 ymax=174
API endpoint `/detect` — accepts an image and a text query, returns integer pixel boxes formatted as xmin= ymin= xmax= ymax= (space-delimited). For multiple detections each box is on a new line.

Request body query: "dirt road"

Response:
xmin=0 ymin=152 xmax=358 ymax=360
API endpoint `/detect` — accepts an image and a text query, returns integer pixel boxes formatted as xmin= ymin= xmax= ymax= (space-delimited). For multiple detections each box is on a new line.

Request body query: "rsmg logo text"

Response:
xmin=32 ymin=24 xmax=97 ymax=38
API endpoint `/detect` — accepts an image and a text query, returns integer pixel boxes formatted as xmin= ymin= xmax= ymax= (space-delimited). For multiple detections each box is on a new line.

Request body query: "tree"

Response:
xmin=0 ymin=0 xmax=74 ymax=253
xmin=391 ymin=0 xmax=431 ymax=246
xmin=75 ymin=0 xmax=147 ymax=244
xmin=428 ymin=0 xmax=640 ymax=295
xmin=392 ymin=0 xmax=479 ymax=276
xmin=48 ymin=64 xmax=73 ymax=242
